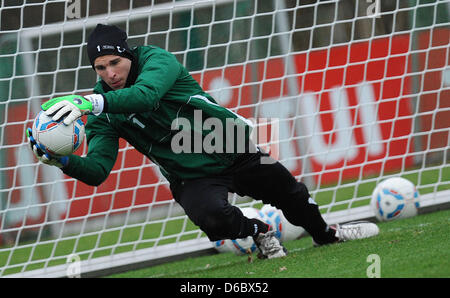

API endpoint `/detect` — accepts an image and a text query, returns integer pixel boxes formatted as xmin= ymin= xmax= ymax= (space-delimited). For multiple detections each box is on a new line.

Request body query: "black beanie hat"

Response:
xmin=87 ymin=24 xmax=134 ymax=67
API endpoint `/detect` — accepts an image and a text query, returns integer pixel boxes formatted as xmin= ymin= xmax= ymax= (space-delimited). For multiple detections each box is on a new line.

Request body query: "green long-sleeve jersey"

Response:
xmin=62 ymin=45 xmax=253 ymax=186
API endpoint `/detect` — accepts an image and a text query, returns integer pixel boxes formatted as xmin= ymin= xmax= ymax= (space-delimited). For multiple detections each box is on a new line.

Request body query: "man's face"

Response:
xmin=94 ymin=55 xmax=132 ymax=90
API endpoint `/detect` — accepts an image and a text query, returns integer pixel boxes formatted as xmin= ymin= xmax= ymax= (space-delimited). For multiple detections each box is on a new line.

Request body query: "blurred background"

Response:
xmin=1 ymin=0 xmax=447 ymax=93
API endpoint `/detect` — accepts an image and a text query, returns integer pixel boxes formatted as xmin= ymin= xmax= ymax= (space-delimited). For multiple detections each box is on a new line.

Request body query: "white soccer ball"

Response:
xmin=32 ymin=110 xmax=85 ymax=157
xmin=211 ymin=207 xmax=264 ymax=255
xmin=260 ymin=204 xmax=305 ymax=242
xmin=370 ymin=177 xmax=420 ymax=222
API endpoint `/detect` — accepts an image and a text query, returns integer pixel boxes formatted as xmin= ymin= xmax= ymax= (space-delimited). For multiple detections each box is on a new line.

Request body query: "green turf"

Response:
xmin=107 ymin=208 xmax=450 ymax=278
xmin=0 ymin=166 xmax=448 ymax=276
xmin=0 ymin=217 xmax=201 ymax=276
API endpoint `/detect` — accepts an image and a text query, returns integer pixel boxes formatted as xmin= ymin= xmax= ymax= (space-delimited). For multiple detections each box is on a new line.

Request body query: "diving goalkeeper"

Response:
xmin=27 ymin=24 xmax=378 ymax=259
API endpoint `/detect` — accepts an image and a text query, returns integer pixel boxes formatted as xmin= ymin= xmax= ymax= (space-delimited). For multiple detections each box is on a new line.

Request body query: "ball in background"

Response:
xmin=260 ymin=204 xmax=305 ymax=242
xmin=212 ymin=207 xmax=264 ymax=255
xmin=371 ymin=177 xmax=420 ymax=222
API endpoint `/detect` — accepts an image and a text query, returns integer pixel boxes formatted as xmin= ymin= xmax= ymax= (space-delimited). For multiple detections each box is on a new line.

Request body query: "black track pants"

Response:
xmin=170 ymin=151 xmax=337 ymax=244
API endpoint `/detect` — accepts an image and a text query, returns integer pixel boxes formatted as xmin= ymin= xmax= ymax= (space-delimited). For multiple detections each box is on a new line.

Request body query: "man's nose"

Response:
xmin=106 ymin=68 xmax=116 ymax=80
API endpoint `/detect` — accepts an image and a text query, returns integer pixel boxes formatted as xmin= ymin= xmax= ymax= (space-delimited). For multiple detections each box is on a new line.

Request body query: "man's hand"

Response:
xmin=26 ymin=128 xmax=68 ymax=168
xmin=42 ymin=94 xmax=104 ymax=125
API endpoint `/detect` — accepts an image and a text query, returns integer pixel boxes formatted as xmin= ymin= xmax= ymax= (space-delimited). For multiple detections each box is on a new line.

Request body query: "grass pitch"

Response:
xmin=108 ymin=208 xmax=450 ymax=278
xmin=1 ymin=166 xmax=448 ymax=277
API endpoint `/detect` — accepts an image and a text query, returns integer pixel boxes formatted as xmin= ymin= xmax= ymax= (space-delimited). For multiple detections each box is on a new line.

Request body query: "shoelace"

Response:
xmin=263 ymin=236 xmax=280 ymax=253
xmin=257 ymin=232 xmax=281 ymax=253
xmin=336 ymin=224 xmax=362 ymax=240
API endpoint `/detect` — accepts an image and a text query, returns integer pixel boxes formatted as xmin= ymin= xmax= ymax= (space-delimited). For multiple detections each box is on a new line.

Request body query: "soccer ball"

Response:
xmin=212 ymin=207 xmax=264 ymax=255
xmin=260 ymin=204 xmax=305 ymax=242
xmin=259 ymin=205 xmax=283 ymax=240
xmin=371 ymin=177 xmax=420 ymax=222
xmin=32 ymin=110 xmax=85 ymax=157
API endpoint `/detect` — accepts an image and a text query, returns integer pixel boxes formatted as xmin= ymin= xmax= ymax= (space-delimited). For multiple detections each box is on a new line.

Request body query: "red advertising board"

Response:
xmin=417 ymin=28 xmax=450 ymax=154
xmin=293 ymin=34 xmax=415 ymax=183
xmin=1 ymin=104 xmax=47 ymax=228
xmin=196 ymin=34 xmax=416 ymax=184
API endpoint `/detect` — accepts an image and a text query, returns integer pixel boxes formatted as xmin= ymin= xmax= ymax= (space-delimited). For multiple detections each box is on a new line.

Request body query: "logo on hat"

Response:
xmin=96 ymin=45 xmax=116 ymax=52
xmin=116 ymin=46 xmax=125 ymax=53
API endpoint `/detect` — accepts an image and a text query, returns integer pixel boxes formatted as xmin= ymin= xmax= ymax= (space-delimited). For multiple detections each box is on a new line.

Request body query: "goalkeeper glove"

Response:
xmin=42 ymin=94 xmax=104 ymax=125
xmin=26 ymin=128 xmax=69 ymax=168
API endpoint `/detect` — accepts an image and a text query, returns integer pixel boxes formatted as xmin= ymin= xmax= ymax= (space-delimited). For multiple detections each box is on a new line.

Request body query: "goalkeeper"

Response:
xmin=27 ymin=24 xmax=378 ymax=259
